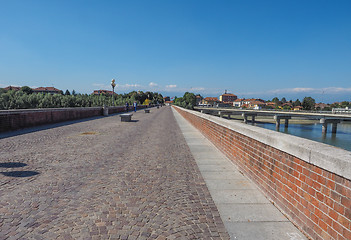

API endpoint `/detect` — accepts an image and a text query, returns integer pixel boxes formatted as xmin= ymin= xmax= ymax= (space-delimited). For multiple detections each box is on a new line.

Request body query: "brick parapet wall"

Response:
xmin=174 ymin=106 xmax=351 ymax=240
xmin=0 ymin=105 xmax=148 ymax=132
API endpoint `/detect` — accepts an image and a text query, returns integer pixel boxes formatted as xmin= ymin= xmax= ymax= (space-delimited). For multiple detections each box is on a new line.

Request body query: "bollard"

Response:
xmin=103 ymin=106 xmax=109 ymax=116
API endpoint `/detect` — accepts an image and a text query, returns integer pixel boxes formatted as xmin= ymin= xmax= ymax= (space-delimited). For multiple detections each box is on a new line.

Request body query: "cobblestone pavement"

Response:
xmin=0 ymin=106 xmax=230 ymax=240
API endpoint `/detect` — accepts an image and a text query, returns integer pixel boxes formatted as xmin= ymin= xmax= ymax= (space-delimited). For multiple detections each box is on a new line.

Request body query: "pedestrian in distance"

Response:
xmin=125 ymin=102 xmax=129 ymax=112
xmin=133 ymin=101 xmax=137 ymax=112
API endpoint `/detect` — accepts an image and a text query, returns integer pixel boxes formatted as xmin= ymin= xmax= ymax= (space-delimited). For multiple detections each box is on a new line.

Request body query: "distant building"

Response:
xmin=233 ymin=98 xmax=245 ymax=107
xmin=4 ymin=86 xmax=21 ymax=91
xmin=33 ymin=87 xmax=62 ymax=94
xmin=293 ymin=106 xmax=303 ymax=111
xmin=195 ymin=95 xmax=203 ymax=106
xmin=235 ymin=98 xmax=265 ymax=109
xmin=201 ymin=97 xmax=219 ymax=107
xmin=219 ymin=90 xmax=237 ymax=104
xmin=92 ymin=90 xmax=117 ymax=96
xmin=165 ymin=101 xmax=173 ymax=106
xmin=315 ymin=103 xmax=329 ymax=110
xmin=265 ymin=102 xmax=276 ymax=108
xmin=163 ymin=96 xmax=170 ymax=102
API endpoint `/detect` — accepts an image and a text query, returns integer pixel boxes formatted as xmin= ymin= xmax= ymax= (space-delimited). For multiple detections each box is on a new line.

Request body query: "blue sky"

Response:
xmin=0 ymin=0 xmax=350 ymax=103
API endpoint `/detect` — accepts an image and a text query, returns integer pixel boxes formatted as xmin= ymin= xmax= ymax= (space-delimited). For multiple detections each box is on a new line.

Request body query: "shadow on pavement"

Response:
xmin=0 ymin=162 xmax=28 ymax=168
xmin=1 ymin=171 xmax=40 ymax=177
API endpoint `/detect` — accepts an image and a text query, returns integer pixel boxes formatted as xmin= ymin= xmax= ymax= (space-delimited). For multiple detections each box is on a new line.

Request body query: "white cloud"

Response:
xmin=149 ymin=82 xmax=158 ymax=87
xmin=92 ymin=83 xmax=142 ymax=91
xmin=190 ymin=87 xmax=205 ymax=91
xmin=166 ymin=84 xmax=177 ymax=88
xmin=123 ymin=84 xmax=141 ymax=88
xmin=268 ymin=87 xmax=351 ymax=94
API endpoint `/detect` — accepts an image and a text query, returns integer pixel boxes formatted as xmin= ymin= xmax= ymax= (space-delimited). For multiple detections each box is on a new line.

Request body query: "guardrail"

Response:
xmin=174 ymin=105 xmax=351 ymax=240
xmin=0 ymin=105 xmax=148 ymax=132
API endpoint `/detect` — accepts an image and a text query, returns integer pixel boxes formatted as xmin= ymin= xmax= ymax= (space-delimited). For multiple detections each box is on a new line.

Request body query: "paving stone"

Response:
xmin=0 ymin=107 xmax=229 ymax=239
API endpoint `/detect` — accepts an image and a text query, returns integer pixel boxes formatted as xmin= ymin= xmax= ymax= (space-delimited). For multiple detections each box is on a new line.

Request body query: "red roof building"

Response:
xmin=33 ymin=87 xmax=62 ymax=94
xmin=219 ymin=92 xmax=237 ymax=103
xmin=92 ymin=90 xmax=117 ymax=96
xmin=3 ymin=86 xmax=21 ymax=91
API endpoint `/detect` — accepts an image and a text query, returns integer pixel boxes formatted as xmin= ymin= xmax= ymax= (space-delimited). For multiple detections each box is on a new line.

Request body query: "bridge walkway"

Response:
xmin=0 ymin=106 xmax=227 ymax=239
xmin=0 ymin=106 xmax=304 ymax=239
xmin=172 ymin=108 xmax=307 ymax=240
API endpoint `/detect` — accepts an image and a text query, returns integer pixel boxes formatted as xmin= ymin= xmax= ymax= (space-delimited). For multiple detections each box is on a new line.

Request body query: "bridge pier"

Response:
xmin=274 ymin=115 xmax=292 ymax=130
xmin=242 ymin=113 xmax=257 ymax=124
xmin=201 ymin=109 xmax=212 ymax=114
xmin=320 ymin=118 xmax=341 ymax=134
xmin=218 ymin=111 xmax=233 ymax=118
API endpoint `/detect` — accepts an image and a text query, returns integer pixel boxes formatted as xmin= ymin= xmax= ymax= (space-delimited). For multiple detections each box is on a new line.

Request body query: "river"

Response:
xmin=254 ymin=121 xmax=351 ymax=152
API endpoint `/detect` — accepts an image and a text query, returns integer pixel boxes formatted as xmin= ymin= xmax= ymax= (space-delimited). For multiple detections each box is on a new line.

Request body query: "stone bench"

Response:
xmin=144 ymin=109 xmax=150 ymax=113
xmin=120 ymin=114 xmax=133 ymax=122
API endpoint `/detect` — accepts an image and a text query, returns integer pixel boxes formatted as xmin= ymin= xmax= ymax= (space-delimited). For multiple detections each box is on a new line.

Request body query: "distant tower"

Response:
xmin=225 ymin=89 xmax=227 ymax=94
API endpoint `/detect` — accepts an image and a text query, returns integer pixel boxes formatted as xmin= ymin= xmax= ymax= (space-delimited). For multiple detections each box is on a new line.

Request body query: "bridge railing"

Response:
xmin=174 ymin=105 xmax=351 ymax=240
xmin=0 ymin=105 xmax=148 ymax=133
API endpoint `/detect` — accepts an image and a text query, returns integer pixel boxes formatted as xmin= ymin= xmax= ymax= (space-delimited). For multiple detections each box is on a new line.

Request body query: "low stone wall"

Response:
xmin=174 ymin=106 xmax=351 ymax=240
xmin=0 ymin=105 xmax=147 ymax=132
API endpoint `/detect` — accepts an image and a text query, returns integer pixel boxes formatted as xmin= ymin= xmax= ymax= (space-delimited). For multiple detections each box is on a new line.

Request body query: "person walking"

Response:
xmin=133 ymin=101 xmax=137 ymax=112
xmin=125 ymin=102 xmax=129 ymax=112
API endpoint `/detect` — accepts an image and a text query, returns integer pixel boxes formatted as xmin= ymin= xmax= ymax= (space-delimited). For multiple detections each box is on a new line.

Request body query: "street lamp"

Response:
xmin=111 ymin=79 xmax=116 ymax=106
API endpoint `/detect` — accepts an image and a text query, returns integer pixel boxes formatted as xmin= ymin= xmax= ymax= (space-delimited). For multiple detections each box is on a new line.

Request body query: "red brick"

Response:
xmin=335 ymin=175 xmax=345 ymax=185
xmin=334 ymin=202 xmax=345 ymax=215
xmin=338 ymin=214 xmax=350 ymax=229
xmin=343 ymin=228 xmax=351 ymax=240
xmin=345 ymin=207 xmax=351 ymax=220
xmin=331 ymin=191 xmax=342 ymax=203
xmin=328 ymin=225 xmax=338 ymax=239
xmin=329 ymin=209 xmax=339 ymax=221
xmin=332 ymin=220 xmax=344 ymax=235
xmin=316 ymin=191 xmax=324 ymax=202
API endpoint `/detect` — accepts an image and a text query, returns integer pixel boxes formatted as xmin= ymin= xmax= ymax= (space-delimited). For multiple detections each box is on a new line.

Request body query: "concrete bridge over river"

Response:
xmin=0 ymin=106 xmax=350 ymax=239
xmin=195 ymin=107 xmax=351 ymax=133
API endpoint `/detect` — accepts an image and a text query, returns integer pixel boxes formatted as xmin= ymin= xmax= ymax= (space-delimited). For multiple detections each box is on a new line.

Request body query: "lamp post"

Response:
xmin=111 ymin=79 xmax=116 ymax=106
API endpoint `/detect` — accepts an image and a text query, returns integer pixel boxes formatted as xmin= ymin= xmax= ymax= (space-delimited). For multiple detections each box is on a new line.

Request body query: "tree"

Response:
xmin=72 ymin=90 xmax=76 ymax=96
xmin=302 ymin=97 xmax=315 ymax=110
xmin=272 ymin=97 xmax=279 ymax=103
xmin=271 ymin=97 xmax=281 ymax=107
xmin=294 ymin=99 xmax=301 ymax=107
xmin=341 ymin=101 xmax=350 ymax=107
xmin=21 ymin=86 xmax=33 ymax=94
xmin=173 ymin=92 xmax=196 ymax=109
xmin=65 ymin=90 xmax=71 ymax=95
xmin=281 ymin=97 xmax=287 ymax=104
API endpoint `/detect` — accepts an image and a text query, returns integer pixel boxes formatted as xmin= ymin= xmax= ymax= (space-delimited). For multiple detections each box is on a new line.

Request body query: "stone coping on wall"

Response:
xmin=174 ymin=106 xmax=351 ymax=181
xmin=0 ymin=107 xmax=103 ymax=114
xmin=0 ymin=106 xmax=131 ymax=115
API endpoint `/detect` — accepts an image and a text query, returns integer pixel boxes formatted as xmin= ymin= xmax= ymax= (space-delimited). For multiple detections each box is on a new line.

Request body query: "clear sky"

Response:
xmin=1 ymin=0 xmax=350 ymax=103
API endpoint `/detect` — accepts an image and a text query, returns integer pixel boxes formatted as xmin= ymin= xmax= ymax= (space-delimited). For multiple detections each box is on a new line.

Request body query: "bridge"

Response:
xmin=195 ymin=107 xmax=351 ymax=133
xmin=0 ymin=106 xmax=350 ymax=239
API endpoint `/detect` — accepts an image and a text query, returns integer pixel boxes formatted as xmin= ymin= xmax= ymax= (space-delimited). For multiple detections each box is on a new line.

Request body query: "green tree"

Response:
xmin=272 ymin=97 xmax=281 ymax=106
xmin=341 ymin=101 xmax=350 ymax=107
xmin=293 ymin=99 xmax=301 ymax=107
xmin=21 ymin=86 xmax=33 ymax=94
xmin=281 ymin=97 xmax=287 ymax=104
xmin=65 ymin=90 xmax=71 ymax=95
xmin=302 ymin=97 xmax=315 ymax=110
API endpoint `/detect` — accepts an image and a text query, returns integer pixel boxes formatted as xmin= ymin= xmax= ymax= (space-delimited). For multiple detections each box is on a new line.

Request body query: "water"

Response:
xmin=254 ymin=121 xmax=351 ymax=152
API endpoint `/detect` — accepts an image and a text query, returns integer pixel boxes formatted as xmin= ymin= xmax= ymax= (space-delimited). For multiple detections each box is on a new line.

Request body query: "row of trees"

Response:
xmin=269 ymin=96 xmax=350 ymax=110
xmin=268 ymin=97 xmax=315 ymax=110
xmin=0 ymin=87 xmax=164 ymax=110
xmin=173 ymin=92 xmax=196 ymax=109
